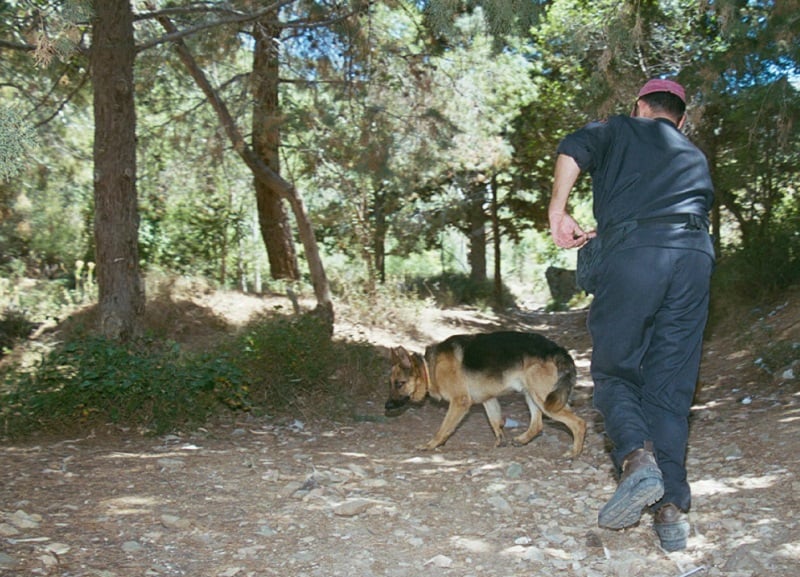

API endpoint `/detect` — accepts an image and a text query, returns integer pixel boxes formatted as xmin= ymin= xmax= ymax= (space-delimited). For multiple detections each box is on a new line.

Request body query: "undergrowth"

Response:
xmin=1 ymin=336 xmax=248 ymax=437
xmin=0 ymin=310 xmax=386 ymax=439
xmin=233 ymin=312 xmax=384 ymax=420
xmin=405 ymin=271 xmax=517 ymax=309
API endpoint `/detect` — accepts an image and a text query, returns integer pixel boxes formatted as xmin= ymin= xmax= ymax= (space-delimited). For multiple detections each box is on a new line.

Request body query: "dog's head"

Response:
xmin=385 ymin=345 xmax=428 ymax=416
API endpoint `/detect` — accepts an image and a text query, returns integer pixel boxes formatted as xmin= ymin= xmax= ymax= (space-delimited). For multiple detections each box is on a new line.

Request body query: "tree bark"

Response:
xmin=491 ymin=175 xmax=503 ymax=307
xmin=467 ymin=184 xmax=487 ymax=282
xmin=252 ymin=18 xmax=300 ymax=281
xmin=91 ymin=0 xmax=145 ymax=340
xmin=373 ymin=188 xmax=387 ymax=284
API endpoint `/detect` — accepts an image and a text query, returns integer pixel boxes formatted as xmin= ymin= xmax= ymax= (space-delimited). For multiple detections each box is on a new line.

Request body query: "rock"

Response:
xmin=122 ymin=541 xmax=145 ymax=553
xmin=333 ymin=499 xmax=374 ymax=517
xmin=424 ymin=554 xmax=453 ymax=568
xmin=0 ymin=523 xmax=20 ymax=537
xmin=585 ymin=530 xmax=604 ymax=548
xmin=9 ymin=510 xmax=41 ymax=529
xmin=160 ymin=514 xmax=191 ymax=529
xmin=723 ymin=545 xmax=764 ymax=572
xmin=487 ymin=495 xmax=512 ymax=514
xmin=722 ymin=444 xmax=743 ymax=460
xmin=256 ymin=524 xmax=277 ymax=537
xmin=45 ymin=543 xmax=70 ymax=555
xmin=505 ymin=462 xmax=523 ymax=478
xmin=157 ymin=458 xmax=185 ymax=471
xmin=0 ymin=552 xmax=16 ymax=568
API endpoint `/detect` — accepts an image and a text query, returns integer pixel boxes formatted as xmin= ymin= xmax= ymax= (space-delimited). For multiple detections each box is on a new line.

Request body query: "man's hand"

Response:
xmin=548 ymin=154 xmax=594 ymax=249
xmin=549 ymin=211 xmax=594 ymax=249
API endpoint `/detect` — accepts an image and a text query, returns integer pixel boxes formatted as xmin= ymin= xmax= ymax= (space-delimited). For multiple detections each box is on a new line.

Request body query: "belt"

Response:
xmin=636 ymin=213 xmax=708 ymax=230
xmin=604 ymin=213 xmax=708 ymax=233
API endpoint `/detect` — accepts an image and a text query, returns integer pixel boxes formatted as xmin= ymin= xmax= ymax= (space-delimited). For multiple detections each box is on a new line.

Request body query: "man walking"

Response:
xmin=549 ymin=78 xmax=715 ymax=551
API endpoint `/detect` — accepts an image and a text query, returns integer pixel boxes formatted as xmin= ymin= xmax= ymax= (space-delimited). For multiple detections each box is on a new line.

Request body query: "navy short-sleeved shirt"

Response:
xmin=557 ymin=115 xmax=714 ymax=235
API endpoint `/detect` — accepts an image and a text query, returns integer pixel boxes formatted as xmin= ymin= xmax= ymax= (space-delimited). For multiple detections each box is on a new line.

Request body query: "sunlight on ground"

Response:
xmin=693 ymin=472 xmax=783 ymax=496
xmin=102 ymin=495 xmax=165 ymax=516
xmin=777 ymin=542 xmax=800 ymax=562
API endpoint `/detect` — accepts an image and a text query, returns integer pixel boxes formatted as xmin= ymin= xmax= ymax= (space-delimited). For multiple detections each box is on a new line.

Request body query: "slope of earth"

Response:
xmin=1 ymin=286 xmax=798 ymax=577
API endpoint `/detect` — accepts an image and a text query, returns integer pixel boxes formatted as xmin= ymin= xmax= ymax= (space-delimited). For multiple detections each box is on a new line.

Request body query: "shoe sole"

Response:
xmin=598 ymin=470 xmax=665 ymax=530
xmin=655 ymin=519 xmax=690 ymax=551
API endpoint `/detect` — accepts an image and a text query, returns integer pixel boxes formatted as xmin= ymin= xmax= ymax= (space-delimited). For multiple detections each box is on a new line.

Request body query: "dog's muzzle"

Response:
xmin=384 ymin=396 xmax=410 ymax=416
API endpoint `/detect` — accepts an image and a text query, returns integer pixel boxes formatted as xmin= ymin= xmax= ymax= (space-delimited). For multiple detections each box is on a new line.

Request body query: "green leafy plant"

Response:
xmin=0 ymin=106 xmax=37 ymax=181
xmin=233 ymin=311 xmax=386 ymax=418
xmin=237 ymin=312 xmax=340 ymax=409
xmin=0 ymin=307 xmax=38 ymax=355
xmin=1 ymin=336 xmax=249 ymax=437
xmin=406 ymin=272 xmax=517 ymax=309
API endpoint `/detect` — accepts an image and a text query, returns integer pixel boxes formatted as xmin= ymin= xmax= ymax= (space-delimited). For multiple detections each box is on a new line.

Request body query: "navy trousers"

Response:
xmin=589 ymin=243 xmax=713 ymax=512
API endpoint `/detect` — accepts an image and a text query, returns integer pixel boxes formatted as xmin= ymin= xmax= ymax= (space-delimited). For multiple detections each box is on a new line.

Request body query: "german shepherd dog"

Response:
xmin=385 ymin=331 xmax=585 ymax=457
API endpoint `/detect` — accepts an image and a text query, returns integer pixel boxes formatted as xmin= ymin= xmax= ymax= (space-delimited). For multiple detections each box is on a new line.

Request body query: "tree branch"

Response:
xmin=149 ymin=4 xmax=334 ymax=320
xmin=0 ymin=39 xmax=35 ymax=52
xmin=135 ymin=1 xmax=292 ymax=52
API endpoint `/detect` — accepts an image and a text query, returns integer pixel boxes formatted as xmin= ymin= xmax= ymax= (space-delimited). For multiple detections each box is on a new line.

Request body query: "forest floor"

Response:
xmin=1 ymin=283 xmax=798 ymax=577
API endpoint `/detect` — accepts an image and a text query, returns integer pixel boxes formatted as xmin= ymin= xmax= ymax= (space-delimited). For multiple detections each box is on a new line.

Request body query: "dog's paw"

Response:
xmin=417 ymin=440 xmax=440 ymax=451
xmin=512 ymin=432 xmax=538 ymax=446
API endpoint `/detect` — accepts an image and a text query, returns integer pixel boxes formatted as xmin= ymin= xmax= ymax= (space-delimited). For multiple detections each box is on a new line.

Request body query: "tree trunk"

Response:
xmin=153 ymin=12 xmax=334 ymax=326
xmin=491 ymin=175 xmax=503 ymax=307
xmin=373 ymin=188 xmax=387 ymax=285
xmin=252 ymin=19 xmax=300 ymax=280
xmin=467 ymin=184 xmax=487 ymax=282
xmin=91 ymin=0 xmax=145 ymax=340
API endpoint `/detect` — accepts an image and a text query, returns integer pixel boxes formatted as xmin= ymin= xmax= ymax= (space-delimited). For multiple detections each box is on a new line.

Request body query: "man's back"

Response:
xmin=557 ymin=114 xmax=714 ymax=232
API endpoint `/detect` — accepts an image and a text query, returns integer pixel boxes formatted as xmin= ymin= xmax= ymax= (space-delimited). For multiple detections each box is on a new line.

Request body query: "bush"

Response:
xmin=710 ymin=218 xmax=800 ymax=314
xmin=1 ymin=304 xmax=388 ymax=438
xmin=0 ymin=308 xmax=38 ymax=355
xmin=234 ymin=312 xmax=385 ymax=418
xmin=405 ymin=272 xmax=517 ymax=309
xmin=1 ymin=336 xmax=249 ymax=437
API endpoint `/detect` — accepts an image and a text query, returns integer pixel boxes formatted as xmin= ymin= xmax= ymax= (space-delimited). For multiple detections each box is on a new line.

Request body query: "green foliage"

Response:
xmin=406 ymin=271 xmax=516 ymax=309
xmin=1 ymin=336 xmax=249 ymax=437
xmin=0 ymin=106 xmax=37 ymax=181
xmin=0 ymin=271 xmax=95 ymax=326
xmin=0 ymin=298 xmax=391 ymax=438
xmin=234 ymin=312 xmax=376 ymax=416
xmin=0 ymin=307 xmax=38 ymax=354
xmin=712 ymin=210 xmax=800 ymax=301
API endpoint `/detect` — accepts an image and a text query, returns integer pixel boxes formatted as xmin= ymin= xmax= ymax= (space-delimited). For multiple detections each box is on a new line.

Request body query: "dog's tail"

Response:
xmin=543 ymin=349 xmax=577 ymax=413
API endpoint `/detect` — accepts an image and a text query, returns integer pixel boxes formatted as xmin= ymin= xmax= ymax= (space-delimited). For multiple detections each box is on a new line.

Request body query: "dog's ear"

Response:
xmin=392 ymin=346 xmax=412 ymax=369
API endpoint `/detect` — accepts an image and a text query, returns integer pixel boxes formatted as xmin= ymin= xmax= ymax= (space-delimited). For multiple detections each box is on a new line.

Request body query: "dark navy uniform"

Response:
xmin=558 ymin=115 xmax=714 ymax=513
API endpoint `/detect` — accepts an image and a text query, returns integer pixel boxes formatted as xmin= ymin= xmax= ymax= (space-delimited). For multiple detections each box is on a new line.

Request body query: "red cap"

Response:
xmin=637 ymin=79 xmax=686 ymax=103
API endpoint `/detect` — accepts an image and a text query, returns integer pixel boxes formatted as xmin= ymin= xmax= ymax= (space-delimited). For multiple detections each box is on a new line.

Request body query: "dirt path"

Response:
xmin=1 ymin=297 xmax=798 ymax=577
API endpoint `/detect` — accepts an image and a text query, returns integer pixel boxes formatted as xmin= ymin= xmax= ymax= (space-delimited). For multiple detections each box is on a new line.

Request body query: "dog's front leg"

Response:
xmin=419 ymin=396 xmax=471 ymax=450
xmin=482 ymin=398 xmax=507 ymax=447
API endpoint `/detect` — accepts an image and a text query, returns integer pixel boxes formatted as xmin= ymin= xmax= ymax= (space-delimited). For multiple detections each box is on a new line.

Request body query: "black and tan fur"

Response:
xmin=385 ymin=331 xmax=585 ymax=457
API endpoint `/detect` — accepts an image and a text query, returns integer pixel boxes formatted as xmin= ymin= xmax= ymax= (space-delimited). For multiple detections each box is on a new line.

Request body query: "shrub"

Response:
xmin=1 ymin=336 xmax=249 ymax=437
xmin=234 ymin=312 xmax=385 ymax=418
xmin=0 ymin=308 xmax=38 ymax=355
xmin=1 ymin=308 xmax=389 ymax=438
xmin=405 ymin=272 xmax=517 ymax=309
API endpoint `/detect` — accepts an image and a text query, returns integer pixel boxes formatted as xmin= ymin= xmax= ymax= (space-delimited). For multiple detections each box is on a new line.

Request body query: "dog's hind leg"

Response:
xmin=541 ymin=405 xmax=586 ymax=458
xmin=420 ymin=396 xmax=471 ymax=450
xmin=482 ymin=398 xmax=507 ymax=446
xmin=513 ymin=391 xmax=544 ymax=445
